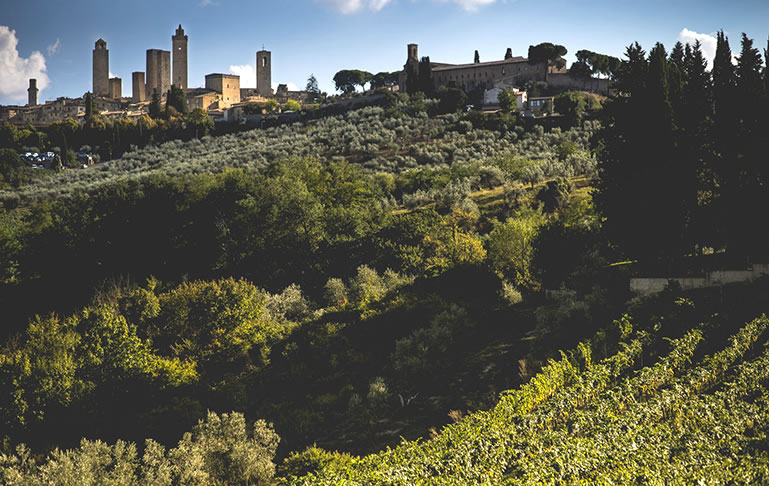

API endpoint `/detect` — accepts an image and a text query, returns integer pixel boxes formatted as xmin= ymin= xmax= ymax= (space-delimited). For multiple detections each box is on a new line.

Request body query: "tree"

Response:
xmin=418 ymin=57 xmax=434 ymax=95
xmin=438 ymin=85 xmax=467 ymax=114
xmin=497 ymin=88 xmax=515 ymax=113
xmin=536 ymin=178 xmax=573 ymax=212
xmin=333 ymin=69 xmax=372 ymax=95
xmin=0 ymin=148 xmax=23 ymax=187
xmin=505 ymin=48 xmax=513 ymax=60
xmin=370 ymin=71 xmax=399 ymax=89
xmin=474 ymin=50 xmax=480 ymax=63
xmin=148 ymin=90 xmax=162 ymax=119
xmin=170 ymin=411 xmax=279 ymax=486
xmin=305 ymin=74 xmax=321 ymax=103
xmin=554 ymin=91 xmax=587 ymax=126
xmin=486 ymin=212 xmax=543 ymax=290
xmin=528 ymin=42 xmax=567 ymax=72
xmin=186 ymin=108 xmax=213 ymax=138
xmin=596 ymin=41 xmax=695 ymax=261
xmin=166 ymin=85 xmax=188 ymax=115
xmin=573 ymin=49 xmax=621 ymax=78
xmin=84 ymin=92 xmax=96 ymax=119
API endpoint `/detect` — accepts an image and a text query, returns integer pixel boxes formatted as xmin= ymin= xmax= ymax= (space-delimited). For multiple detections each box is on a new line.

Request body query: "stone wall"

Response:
xmin=547 ymin=73 xmax=610 ymax=95
xmin=630 ymin=264 xmax=769 ymax=296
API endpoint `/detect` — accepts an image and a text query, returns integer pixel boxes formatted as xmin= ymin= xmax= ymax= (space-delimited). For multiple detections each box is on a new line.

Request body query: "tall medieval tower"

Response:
xmin=146 ymin=49 xmax=171 ymax=98
xmin=172 ymin=24 xmax=188 ymax=90
xmin=256 ymin=49 xmax=272 ymax=97
xmin=27 ymin=79 xmax=38 ymax=106
xmin=93 ymin=39 xmax=109 ymax=97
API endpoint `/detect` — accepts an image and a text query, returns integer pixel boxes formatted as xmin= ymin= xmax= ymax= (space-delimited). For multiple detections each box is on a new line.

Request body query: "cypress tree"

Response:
xmin=668 ymin=41 xmax=686 ymax=122
xmin=712 ymin=30 xmax=736 ymax=131
xmin=418 ymin=57 xmax=433 ymax=96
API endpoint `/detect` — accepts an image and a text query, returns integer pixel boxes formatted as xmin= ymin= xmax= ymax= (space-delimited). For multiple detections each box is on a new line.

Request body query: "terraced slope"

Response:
xmin=287 ymin=315 xmax=769 ymax=484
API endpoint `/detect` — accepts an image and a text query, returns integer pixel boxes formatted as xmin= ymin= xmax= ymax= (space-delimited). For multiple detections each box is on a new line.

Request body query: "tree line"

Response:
xmin=596 ymin=31 xmax=769 ymax=263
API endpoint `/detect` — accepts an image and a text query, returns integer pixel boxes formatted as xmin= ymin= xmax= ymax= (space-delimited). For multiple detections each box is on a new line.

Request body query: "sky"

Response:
xmin=0 ymin=0 xmax=767 ymax=105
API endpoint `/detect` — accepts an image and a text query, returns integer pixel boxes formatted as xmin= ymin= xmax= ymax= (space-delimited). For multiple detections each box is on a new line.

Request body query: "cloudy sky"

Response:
xmin=1 ymin=0 xmax=767 ymax=105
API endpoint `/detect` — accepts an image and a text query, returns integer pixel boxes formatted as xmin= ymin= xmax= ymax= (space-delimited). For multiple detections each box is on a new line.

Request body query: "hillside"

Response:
xmin=0 ymin=101 xmax=597 ymax=206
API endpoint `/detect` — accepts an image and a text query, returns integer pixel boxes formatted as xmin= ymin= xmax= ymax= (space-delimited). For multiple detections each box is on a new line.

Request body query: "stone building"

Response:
xmin=93 ymin=39 xmax=110 ymax=97
xmin=205 ymin=73 xmax=240 ymax=108
xmin=399 ymin=44 xmax=547 ymax=94
xmin=109 ymin=77 xmax=122 ymax=99
xmin=28 ymin=79 xmax=38 ymax=106
xmin=146 ymin=49 xmax=171 ymax=99
xmin=3 ymin=97 xmax=86 ymax=127
xmin=256 ymin=50 xmax=272 ymax=97
xmin=172 ymin=24 xmax=188 ymax=89
xmin=186 ymin=88 xmax=222 ymax=111
xmin=132 ymin=72 xmax=146 ymax=102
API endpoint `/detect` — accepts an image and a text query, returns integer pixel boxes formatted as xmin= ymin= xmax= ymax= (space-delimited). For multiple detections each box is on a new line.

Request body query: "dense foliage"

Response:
xmin=596 ymin=32 xmax=769 ymax=261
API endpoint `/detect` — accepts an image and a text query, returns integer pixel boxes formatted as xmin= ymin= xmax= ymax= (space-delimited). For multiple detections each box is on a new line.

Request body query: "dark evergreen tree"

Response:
xmin=712 ymin=31 xmax=736 ymax=134
xmin=729 ymin=33 xmax=769 ymax=256
xmin=166 ymin=85 xmax=188 ymax=115
xmin=148 ymin=90 xmax=162 ymax=119
xmin=596 ymin=42 xmax=693 ymax=261
xmin=668 ymin=41 xmax=686 ymax=121
xmin=84 ymin=92 xmax=95 ymax=119
xmin=418 ymin=57 xmax=434 ymax=96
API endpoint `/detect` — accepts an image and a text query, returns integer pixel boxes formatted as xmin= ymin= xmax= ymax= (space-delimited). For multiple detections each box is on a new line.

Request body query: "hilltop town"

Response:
xmin=0 ymin=24 xmax=610 ymax=132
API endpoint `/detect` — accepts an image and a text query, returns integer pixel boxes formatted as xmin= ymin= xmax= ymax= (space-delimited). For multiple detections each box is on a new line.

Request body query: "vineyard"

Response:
xmin=284 ymin=311 xmax=769 ymax=484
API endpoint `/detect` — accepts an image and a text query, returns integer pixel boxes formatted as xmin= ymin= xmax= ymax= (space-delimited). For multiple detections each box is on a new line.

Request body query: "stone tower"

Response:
xmin=408 ymin=43 xmax=419 ymax=63
xmin=93 ymin=39 xmax=109 ymax=97
xmin=172 ymin=24 xmax=188 ymax=89
xmin=109 ymin=77 xmax=122 ymax=99
xmin=146 ymin=49 xmax=171 ymax=98
xmin=132 ymin=72 xmax=146 ymax=102
xmin=27 ymin=79 xmax=38 ymax=106
xmin=401 ymin=43 xmax=420 ymax=93
xmin=256 ymin=49 xmax=272 ymax=97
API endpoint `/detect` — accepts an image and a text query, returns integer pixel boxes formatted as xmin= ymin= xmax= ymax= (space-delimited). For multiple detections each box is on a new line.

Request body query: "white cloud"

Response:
xmin=369 ymin=0 xmax=391 ymax=11
xmin=47 ymin=38 xmax=60 ymax=56
xmin=230 ymin=64 xmax=255 ymax=88
xmin=677 ymin=28 xmax=717 ymax=70
xmin=0 ymin=26 xmax=49 ymax=103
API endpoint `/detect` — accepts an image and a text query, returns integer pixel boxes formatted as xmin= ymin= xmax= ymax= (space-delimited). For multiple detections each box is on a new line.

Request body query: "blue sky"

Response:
xmin=0 ymin=0 xmax=767 ymax=105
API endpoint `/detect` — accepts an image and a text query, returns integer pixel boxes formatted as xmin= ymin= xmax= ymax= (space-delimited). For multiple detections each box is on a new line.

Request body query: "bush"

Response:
xmin=171 ymin=411 xmax=279 ymax=486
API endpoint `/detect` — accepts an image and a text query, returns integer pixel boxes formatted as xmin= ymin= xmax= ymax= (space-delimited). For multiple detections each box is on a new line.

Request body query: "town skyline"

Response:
xmin=1 ymin=0 xmax=767 ymax=105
